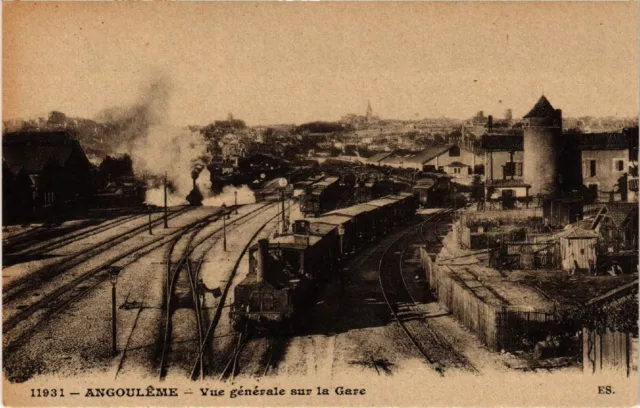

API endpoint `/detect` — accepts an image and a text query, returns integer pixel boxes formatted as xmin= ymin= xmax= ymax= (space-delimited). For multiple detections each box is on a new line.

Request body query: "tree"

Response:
xmin=47 ymin=111 xmax=67 ymax=125
xmin=295 ymin=121 xmax=352 ymax=134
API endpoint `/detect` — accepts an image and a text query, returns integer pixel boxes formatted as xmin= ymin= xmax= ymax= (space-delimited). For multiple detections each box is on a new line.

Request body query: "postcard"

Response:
xmin=2 ymin=1 xmax=638 ymax=407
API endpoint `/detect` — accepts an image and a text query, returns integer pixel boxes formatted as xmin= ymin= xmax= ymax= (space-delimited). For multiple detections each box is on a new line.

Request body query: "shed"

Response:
xmin=559 ymin=227 xmax=599 ymax=273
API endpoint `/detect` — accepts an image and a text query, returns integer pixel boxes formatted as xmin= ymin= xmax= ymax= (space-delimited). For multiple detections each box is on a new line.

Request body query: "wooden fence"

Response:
xmin=420 ymin=248 xmax=557 ymax=351
xmin=583 ymin=329 xmax=639 ymax=376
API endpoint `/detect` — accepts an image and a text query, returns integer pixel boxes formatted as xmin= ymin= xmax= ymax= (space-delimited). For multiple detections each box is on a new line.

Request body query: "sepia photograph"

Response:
xmin=1 ymin=1 xmax=639 ymax=406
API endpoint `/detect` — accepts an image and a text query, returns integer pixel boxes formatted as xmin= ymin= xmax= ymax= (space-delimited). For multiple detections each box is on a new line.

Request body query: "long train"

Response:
xmin=230 ymin=192 xmax=417 ymax=331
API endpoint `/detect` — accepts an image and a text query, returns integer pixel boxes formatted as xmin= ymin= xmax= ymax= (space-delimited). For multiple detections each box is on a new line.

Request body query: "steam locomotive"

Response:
xmin=230 ymin=193 xmax=417 ymax=331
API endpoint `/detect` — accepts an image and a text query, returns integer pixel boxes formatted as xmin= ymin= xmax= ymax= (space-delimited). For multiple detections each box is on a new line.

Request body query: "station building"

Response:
xmin=2 ymin=130 xmax=93 ymax=222
xmin=367 ymin=144 xmax=483 ymax=184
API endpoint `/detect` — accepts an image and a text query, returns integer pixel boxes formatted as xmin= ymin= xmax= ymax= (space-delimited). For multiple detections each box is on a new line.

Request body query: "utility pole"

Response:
xmin=108 ymin=267 xmax=120 ymax=356
xmin=222 ymin=203 xmax=227 ymax=252
xmin=281 ymin=189 xmax=286 ymax=232
xmin=234 ymin=191 xmax=238 ymax=214
xmin=147 ymin=205 xmax=153 ymax=235
xmin=164 ymin=171 xmax=168 ymax=228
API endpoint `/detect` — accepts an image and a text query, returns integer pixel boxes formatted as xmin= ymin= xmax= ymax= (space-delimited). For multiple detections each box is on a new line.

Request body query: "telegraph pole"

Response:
xmin=222 ymin=203 xmax=227 ymax=252
xmin=234 ymin=191 xmax=238 ymax=214
xmin=281 ymin=189 xmax=286 ymax=232
xmin=108 ymin=267 xmax=120 ymax=356
xmin=148 ymin=205 xmax=153 ymax=235
xmin=163 ymin=171 xmax=169 ymax=228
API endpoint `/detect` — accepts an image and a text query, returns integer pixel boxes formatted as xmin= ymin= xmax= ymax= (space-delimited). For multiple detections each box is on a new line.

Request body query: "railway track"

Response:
xmin=155 ymin=202 xmax=281 ymax=381
xmin=1 ymin=206 xmax=168 ymax=253
xmin=1 ymin=208 xmax=217 ymax=350
xmin=3 ymin=210 xmax=163 ymax=259
xmin=112 ymin=203 xmax=270 ymax=380
xmin=186 ymin=206 xmax=283 ymax=381
xmin=378 ymin=208 xmax=478 ymax=376
xmin=2 ymin=206 xmax=194 ymax=305
xmin=218 ymin=329 xmax=284 ymax=381
xmin=404 ymin=212 xmax=479 ymax=374
xmin=2 ymin=224 xmax=50 ymax=246
xmin=157 ymin=215 xmax=214 ymax=380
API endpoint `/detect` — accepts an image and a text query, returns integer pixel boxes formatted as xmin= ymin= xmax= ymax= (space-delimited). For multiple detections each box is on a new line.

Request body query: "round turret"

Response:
xmin=522 ymin=96 xmax=562 ymax=198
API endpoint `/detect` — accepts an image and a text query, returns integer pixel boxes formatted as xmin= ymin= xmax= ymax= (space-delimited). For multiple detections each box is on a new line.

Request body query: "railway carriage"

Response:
xmin=301 ymin=176 xmax=343 ymax=216
xmin=360 ymin=197 xmax=399 ymax=235
xmin=307 ymin=215 xmax=355 ymax=256
xmin=230 ymin=193 xmax=417 ymax=332
xmin=325 ymin=203 xmax=379 ymax=245
xmin=391 ymin=193 xmax=419 ymax=220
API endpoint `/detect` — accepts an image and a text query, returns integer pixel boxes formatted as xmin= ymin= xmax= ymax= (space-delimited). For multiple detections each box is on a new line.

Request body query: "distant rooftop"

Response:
xmin=482 ymin=128 xmax=637 ymax=152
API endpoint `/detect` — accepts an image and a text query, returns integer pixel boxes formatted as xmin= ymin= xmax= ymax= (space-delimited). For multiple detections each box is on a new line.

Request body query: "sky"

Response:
xmin=3 ymin=2 xmax=639 ymax=126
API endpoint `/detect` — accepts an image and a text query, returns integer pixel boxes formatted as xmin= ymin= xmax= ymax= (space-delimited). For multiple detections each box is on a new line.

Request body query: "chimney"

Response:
xmin=488 ymin=115 xmax=493 ymax=133
xmin=255 ymin=239 xmax=269 ymax=284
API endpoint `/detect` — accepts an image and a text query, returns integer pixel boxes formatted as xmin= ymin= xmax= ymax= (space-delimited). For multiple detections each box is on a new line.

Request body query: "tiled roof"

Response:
xmin=3 ymin=133 xmax=81 ymax=176
xmin=379 ymin=154 xmax=405 ymax=165
xmin=568 ymin=132 xmax=631 ymax=151
xmin=482 ymin=135 xmax=524 ymax=151
xmin=600 ymin=203 xmax=638 ymax=228
xmin=367 ymin=152 xmax=393 ymax=163
xmin=5 ymin=145 xmax=75 ymax=175
xmin=523 ymin=95 xmax=556 ymax=118
xmin=404 ymin=144 xmax=453 ymax=164
xmin=562 ymin=227 xmax=599 ymax=239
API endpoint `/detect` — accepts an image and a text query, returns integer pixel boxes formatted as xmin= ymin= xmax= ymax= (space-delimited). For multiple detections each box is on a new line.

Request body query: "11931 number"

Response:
xmin=30 ymin=389 xmax=64 ymax=398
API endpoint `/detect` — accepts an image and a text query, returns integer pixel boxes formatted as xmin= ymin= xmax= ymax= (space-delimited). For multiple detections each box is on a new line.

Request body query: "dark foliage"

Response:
xmin=295 ymin=121 xmax=352 ymax=134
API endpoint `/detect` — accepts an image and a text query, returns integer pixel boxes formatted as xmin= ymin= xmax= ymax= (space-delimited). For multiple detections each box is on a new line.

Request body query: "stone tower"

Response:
xmin=365 ymin=100 xmax=373 ymax=123
xmin=523 ymin=95 xmax=562 ymax=197
xmin=505 ymin=108 xmax=513 ymax=121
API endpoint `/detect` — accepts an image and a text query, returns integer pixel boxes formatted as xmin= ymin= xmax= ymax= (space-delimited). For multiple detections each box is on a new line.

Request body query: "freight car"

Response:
xmin=293 ymin=175 xmax=325 ymax=191
xmin=300 ymin=176 xmax=350 ymax=216
xmin=230 ymin=193 xmax=417 ymax=331
xmin=413 ymin=173 xmax=451 ymax=207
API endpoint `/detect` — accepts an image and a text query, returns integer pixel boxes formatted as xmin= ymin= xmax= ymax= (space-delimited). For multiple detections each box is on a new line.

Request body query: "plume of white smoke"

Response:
xmin=96 ymin=76 xmax=211 ymax=206
xmin=201 ymin=182 xmax=256 ymax=207
xmin=132 ymin=125 xmax=208 ymax=206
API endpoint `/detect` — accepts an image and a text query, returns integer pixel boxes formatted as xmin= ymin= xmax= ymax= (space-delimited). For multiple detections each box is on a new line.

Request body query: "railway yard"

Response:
xmin=1 ymin=187 xmax=557 ymax=384
xmin=3 ymin=10 xmax=639 ymax=406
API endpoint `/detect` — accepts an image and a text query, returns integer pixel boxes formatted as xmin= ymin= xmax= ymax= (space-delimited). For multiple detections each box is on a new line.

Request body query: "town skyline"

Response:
xmin=3 ymin=2 xmax=639 ymax=126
